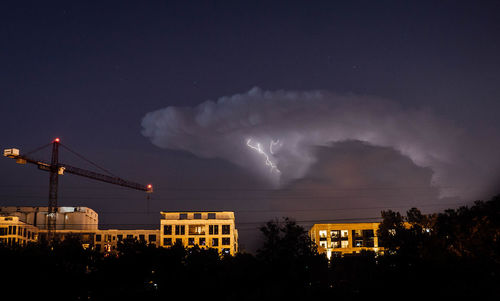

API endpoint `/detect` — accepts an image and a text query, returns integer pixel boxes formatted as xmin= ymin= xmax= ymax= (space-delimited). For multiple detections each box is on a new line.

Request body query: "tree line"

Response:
xmin=1 ymin=195 xmax=499 ymax=300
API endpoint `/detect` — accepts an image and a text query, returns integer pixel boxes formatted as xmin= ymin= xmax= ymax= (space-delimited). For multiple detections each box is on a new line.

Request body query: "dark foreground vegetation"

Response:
xmin=2 ymin=195 xmax=499 ymax=301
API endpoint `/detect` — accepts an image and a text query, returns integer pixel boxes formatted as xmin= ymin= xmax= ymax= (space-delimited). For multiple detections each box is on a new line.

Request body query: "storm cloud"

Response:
xmin=141 ymin=87 xmax=499 ymax=200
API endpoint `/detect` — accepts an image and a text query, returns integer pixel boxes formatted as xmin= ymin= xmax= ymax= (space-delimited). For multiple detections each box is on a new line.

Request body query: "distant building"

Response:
xmin=160 ymin=211 xmax=238 ymax=256
xmin=0 ymin=207 xmax=239 ymax=256
xmin=0 ymin=216 xmax=39 ymax=246
xmin=309 ymin=222 xmax=382 ymax=259
xmin=0 ymin=206 xmax=98 ymax=230
xmin=94 ymin=229 xmax=160 ymax=252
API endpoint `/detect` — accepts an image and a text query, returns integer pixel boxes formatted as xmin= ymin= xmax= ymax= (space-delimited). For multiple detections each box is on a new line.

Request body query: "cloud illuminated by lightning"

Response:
xmin=270 ymin=139 xmax=281 ymax=155
xmin=246 ymin=138 xmax=280 ymax=173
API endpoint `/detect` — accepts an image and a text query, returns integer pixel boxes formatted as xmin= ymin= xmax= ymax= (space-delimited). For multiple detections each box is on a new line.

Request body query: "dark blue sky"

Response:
xmin=1 ymin=1 xmax=499 ymax=251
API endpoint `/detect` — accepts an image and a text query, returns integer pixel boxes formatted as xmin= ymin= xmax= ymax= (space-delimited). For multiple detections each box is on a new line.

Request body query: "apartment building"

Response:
xmin=0 ymin=216 xmax=39 ymax=246
xmin=94 ymin=229 xmax=160 ymax=252
xmin=309 ymin=222 xmax=382 ymax=259
xmin=160 ymin=211 xmax=238 ymax=256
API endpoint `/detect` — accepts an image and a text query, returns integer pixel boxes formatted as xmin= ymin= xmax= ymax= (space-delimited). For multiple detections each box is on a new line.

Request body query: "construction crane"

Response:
xmin=3 ymin=138 xmax=153 ymax=241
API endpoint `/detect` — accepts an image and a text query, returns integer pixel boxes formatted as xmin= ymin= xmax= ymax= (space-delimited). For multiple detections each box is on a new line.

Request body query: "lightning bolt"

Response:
xmin=246 ymin=139 xmax=280 ymax=173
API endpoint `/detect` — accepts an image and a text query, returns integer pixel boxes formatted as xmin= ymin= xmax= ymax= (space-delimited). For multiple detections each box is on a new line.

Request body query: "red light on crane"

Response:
xmin=54 ymin=138 xmax=60 ymax=143
xmin=146 ymin=184 xmax=153 ymax=193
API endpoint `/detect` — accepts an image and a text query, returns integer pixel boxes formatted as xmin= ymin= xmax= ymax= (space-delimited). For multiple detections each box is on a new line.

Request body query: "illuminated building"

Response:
xmin=309 ymin=222 xmax=382 ymax=259
xmin=94 ymin=229 xmax=160 ymax=252
xmin=0 ymin=216 xmax=39 ymax=246
xmin=160 ymin=211 xmax=238 ymax=256
xmin=0 ymin=206 xmax=98 ymax=230
xmin=0 ymin=207 xmax=239 ymax=256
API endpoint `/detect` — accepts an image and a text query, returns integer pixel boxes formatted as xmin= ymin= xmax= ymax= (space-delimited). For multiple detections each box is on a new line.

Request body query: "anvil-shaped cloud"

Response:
xmin=141 ymin=87 xmax=499 ymax=200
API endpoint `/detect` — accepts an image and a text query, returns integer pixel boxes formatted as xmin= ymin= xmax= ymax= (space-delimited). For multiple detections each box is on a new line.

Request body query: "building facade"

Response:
xmin=94 ymin=229 xmax=160 ymax=252
xmin=160 ymin=211 xmax=238 ymax=256
xmin=0 ymin=206 xmax=98 ymax=230
xmin=0 ymin=216 xmax=39 ymax=246
xmin=0 ymin=207 xmax=239 ymax=256
xmin=309 ymin=222 xmax=382 ymax=259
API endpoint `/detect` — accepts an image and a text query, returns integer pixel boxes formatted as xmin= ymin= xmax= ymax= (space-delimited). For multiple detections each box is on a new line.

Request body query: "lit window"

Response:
xmin=319 ymin=230 xmax=327 ymax=238
xmin=319 ymin=241 xmax=327 ymax=248
xmin=331 ymin=230 xmax=340 ymax=239
xmin=189 ymin=225 xmax=205 ymax=235
xmin=341 ymin=230 xmax=349 ymax=238
xmin=331 ymin=241 xmax=340 ymax=248
xmin=341 ymin=240 xmax=349 ymax=248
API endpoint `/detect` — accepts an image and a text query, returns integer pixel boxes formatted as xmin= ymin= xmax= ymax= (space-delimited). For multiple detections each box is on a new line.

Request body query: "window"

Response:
xmin=23 ymin=228 xmax=27 ymax=237
xmin=139 ymin=235 xmax=145 ymax=241
xmin=164 ymin=225 xmax=172 ymax=235
xmin=189 ymin=225 xmax=205 ymax=235
xmin=355 ymin=240 xmax=363 ymax=247
xmin=209 ymin=225 xmax=219 ymax=235
xmin=212 ymin=238 xmax=219 ymax=246
xmin=222 ymin=237 xmax=230 ymax=245
xmin=341 ymin=230 xmax=349 ymax=238
xmin=0 ymin=227 xmax=6 ymax=236
xmin=199 ymin=237 xmax=206 ymax=246
xmin=194 ymin=213 xmax=201 ymax=219
xmin=222 ymin=248 xmax=230 ymax=255
xmin=188 ymin=238 xmax=195 ymax=245
xmin=175 ymin=238 xmax=182 ymax=245
xmin=222 ymin=225 xmax=230 ymax=235
xmin=208 ymin=213 xmax=216 ymax=219
xmin=163 ymin=238 xmax=172 ymax=246
xmin=331 ymin=230 xmax=340 ymax=239
xmin=95 ymin=234 xmax=102 ymax=242
xmin=8 ymin=226 xmax=12 ymax=235
xmin=179 ymin=213 xmax=188 ymax=220
xmin=331 ymin=241 xmax=340 ymax=248
xmin=319 ymin=241 xmax=327 ymax=248
xmin=12 ymin=226 xmax=16 ymax=235
xmin=149 ymin=234 xmax=156 ymax=242
xmin=117 ymin=234 xmax=123 ymax=241
xmin=126 ymin=234 xmax=133 ymax=239
xmin=352 ymin=230 xmax=363 ymax=239
xmin=95 ymin=244 xmax=101 ymax=251
xmin=319 ymin=230 xmax=327 ymax=238
xmin=341 ymin=240 xmax=349 ymax=248
xmin=175 ymin=225 xmax=185 ymax=235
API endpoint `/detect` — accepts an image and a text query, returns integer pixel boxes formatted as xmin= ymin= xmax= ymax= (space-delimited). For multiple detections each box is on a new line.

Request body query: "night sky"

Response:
xmin=1 ymin=1 xmax=500 ymax=252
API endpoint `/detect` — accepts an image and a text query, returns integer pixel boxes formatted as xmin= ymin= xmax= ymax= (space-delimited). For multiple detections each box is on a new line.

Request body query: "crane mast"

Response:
xmin=3 ymin=138 xmax=153 ymax=241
